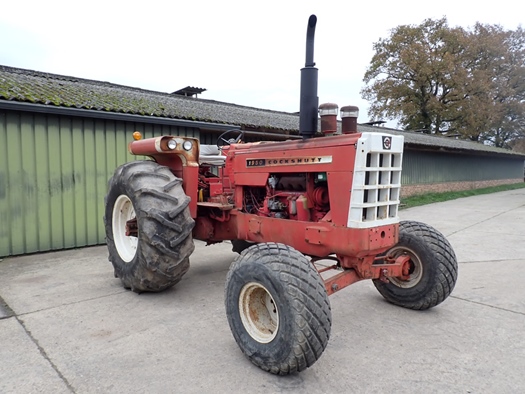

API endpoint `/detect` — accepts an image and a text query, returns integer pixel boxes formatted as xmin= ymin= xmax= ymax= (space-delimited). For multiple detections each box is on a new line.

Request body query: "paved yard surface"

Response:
xmin=1 ymin=189 xmax=524 ymax=393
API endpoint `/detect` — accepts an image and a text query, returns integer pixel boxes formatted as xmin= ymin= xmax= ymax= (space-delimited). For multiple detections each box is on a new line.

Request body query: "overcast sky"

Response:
xmin=1 ymin=0 xmax=523 ymax=126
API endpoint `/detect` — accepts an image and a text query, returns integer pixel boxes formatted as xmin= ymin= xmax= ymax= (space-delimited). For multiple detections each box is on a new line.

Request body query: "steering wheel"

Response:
xmin=216 ymin=129 xmax=245 ymax=149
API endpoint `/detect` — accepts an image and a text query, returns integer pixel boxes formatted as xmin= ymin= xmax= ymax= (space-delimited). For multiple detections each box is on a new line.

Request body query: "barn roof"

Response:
xmin=0 ymin=65 xmax=298 ymax=132
xmin=1 ymin=65 xmax=523 ymax=158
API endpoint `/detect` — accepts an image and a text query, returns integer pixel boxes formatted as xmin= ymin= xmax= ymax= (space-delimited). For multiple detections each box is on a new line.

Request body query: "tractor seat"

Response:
xmin=199 ymin=144 xmax=226 ymax=166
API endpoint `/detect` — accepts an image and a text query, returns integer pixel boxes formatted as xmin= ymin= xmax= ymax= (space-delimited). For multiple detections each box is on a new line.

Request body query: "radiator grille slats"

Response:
xmin=347 ymin=133 xmax=404 ymax=229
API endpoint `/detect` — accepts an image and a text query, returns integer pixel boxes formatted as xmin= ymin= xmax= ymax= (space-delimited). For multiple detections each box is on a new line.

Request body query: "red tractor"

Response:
xmin=104 ymin=15 xmax=457 ymax=375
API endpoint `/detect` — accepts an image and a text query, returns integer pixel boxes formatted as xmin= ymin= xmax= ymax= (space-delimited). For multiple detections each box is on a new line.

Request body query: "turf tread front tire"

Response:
xmin=225 ymin=243 xmax=331 ymax=375
xmin=373 ymin=220 xmax=458 ymax=310
xmin=104 ymin=161 xmax=195 ymax=292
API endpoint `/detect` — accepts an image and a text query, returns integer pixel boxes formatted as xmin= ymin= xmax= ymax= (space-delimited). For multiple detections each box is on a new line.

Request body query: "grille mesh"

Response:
xmin=348 ymin=133 xmax=403 ymax=228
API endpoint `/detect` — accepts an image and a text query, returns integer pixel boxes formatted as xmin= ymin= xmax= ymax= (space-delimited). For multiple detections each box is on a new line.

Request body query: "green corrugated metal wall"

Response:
xmin=402 ymin=149 xmax=522 ymax=185
xmin=0 ymin=110 xmax=199 ymax=257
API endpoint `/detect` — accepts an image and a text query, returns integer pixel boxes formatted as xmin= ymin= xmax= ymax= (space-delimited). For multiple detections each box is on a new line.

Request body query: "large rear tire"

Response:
xmin=373 ymin=220 xmax=458 ymax=310
xmin=225 ymin=243 xmax=331 ymax=375
xmin=104 ymin=161 xmax=195 ymax=292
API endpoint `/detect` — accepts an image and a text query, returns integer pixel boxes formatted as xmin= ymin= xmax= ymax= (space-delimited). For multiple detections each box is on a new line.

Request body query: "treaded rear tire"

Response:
xmin=225 ymin=243 xmax=331 ymax=375
xmin=373 ymin=220 xmax=458 ymax=310
xmin=104 ymin=161 xmax=195 ymax=292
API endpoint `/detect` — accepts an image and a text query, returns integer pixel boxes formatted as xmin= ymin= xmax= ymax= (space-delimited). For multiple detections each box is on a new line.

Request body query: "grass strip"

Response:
xmin=400 ymin=182 xmax=525 ymax=209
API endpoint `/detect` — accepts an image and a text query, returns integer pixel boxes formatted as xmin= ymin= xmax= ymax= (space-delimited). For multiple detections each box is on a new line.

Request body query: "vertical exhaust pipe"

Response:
xmin=299 ymin=15 xmax=318 ymax=140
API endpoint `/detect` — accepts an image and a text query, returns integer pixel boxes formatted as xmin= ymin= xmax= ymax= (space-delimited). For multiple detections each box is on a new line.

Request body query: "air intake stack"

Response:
xmin=299 ymin=15 xmax=319 ymax=140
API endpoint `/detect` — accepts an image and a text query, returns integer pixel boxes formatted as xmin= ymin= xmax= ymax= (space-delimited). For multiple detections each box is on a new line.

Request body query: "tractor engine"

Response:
xmin=243 ymin=173 xmax=329 ymax=221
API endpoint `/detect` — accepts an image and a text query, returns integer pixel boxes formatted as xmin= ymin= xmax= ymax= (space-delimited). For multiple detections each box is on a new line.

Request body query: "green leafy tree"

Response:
xmin=361 ymin=18 xmax=525 ymax=148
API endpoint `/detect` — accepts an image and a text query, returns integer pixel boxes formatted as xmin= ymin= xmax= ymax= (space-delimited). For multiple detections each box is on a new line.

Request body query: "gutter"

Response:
xmin=404 ymin=144 xmax=525 ymax=159
xmin=242 ymin=129 xmax=301 ymax=140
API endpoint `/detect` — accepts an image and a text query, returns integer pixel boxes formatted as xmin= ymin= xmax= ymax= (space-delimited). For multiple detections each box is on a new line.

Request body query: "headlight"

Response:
xmin=167 ymin=139 xmax=177 ymax=150
xmin=183 ymin=140 xmax=193 ymax=151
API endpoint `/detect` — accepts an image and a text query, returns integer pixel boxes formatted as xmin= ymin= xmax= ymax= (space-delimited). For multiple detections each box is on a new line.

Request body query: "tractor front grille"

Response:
xmin=347 ymin=132 xmax=404 ymax=229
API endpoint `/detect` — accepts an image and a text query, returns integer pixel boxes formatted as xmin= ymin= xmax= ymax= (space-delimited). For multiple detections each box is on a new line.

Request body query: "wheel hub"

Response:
xmin=125 ymin=218 xmax=138 ymax=237
xmin=238 ymin=282 xmax=279 ymax=343
xmin=112 ymin=194 xmax=138 ymax=263
xmin=387 ymin=246 xmax=423 ymax=288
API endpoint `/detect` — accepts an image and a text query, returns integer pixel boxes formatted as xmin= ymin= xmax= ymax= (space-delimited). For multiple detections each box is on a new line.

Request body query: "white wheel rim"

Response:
xmin=388 ymin=246 xmax=423 ymax=288
xmin=112 ymin=194 xmax=138 ymax=263
xmin=239 ymin=282 xmax=279 ymax=343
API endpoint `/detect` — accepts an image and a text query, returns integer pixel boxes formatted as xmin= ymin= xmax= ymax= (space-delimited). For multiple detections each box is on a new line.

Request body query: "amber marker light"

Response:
xmin=132 ymin=131 xmax=142 ymax=140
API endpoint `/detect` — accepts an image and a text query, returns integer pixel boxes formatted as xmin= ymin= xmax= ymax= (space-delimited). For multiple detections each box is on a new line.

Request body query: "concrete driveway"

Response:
xmin=1 ymin=189 xmax=524 ymax=393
